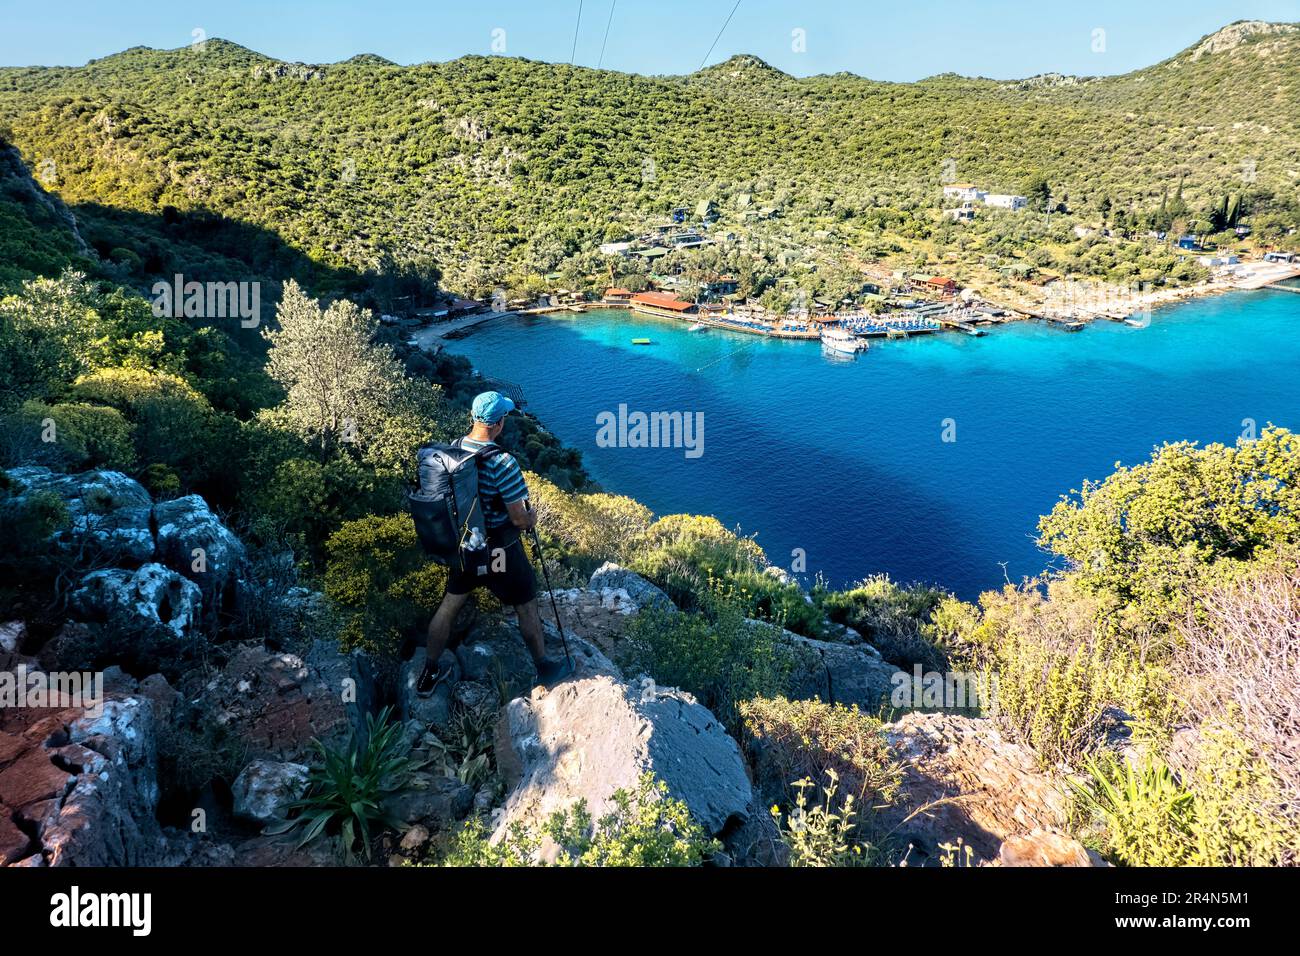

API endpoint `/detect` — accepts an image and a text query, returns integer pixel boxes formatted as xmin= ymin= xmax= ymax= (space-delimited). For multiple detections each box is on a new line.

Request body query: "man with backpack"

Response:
xmin=413 ymin=391 xmax=574 ymax=694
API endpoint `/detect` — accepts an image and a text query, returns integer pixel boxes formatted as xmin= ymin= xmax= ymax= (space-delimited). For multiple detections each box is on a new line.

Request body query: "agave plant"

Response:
xmin=266 ymin=706 xmax=411 ymax=863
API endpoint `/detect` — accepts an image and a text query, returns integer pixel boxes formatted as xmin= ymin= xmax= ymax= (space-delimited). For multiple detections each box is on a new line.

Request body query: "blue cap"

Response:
xmin=471 ymin=390 xmax=515 ymax=424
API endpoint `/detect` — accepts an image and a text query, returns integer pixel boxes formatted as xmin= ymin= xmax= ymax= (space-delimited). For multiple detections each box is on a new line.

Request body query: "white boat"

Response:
xmin=820 ymin=327 xmax=869 ymax=354
xmin=687 ymin=322 xmax=706 ymax=332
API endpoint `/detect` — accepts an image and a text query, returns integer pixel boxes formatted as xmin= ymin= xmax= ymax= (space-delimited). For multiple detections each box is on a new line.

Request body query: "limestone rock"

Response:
xmin=152 ymin=494 xmax=246 ymax=608
xmin=493 ymin=675 xmax=752 ymax=843
xmin=382 ymin=772 xmax=474 ymax=827
xmin=587 ymin=563 xmax=675 ymax=613
xmin=883 ymin=712 xmax=1074 ymax=865
xmin=71 ymin=563 xmax=203 ymax=638
xmin=998 ymin=829 xmax=1109 ymax=867
xmin=231 ymin=759 xmax=310 ymax=824
xmin=190 ymin=640 xmax=375 ymax=764
xmin=0 ymin=696 xmax=164 ymax=867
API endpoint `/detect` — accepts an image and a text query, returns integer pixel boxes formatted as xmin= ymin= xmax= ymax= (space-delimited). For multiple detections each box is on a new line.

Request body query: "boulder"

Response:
xmin=7 ymin=467 xmax=155 ymax=564
xmin=998 ymin=829 xmax=1108 ymax=867
xmin=493 ymin=674 xmax=752 ymax=844
xmin=0 ymin=696 xmax=164 ymax=866
xmin=381 ymin=772 xmax=474 ymax=827
xmin=587 ymin=563 xmax=675 ymax=613
xmin=190 ymin=640 xmax=376 ymax=764
xmin=453 ymin=617 xmax=619 ymax=701
xmin=152 ymin=494 xmax=246 ymax=607
xmin=882 ymin=711 xmax=1074 ymax=865
xmin=763 ymin=622 xmax=906 ymax=712
xmin=399 ymin=648 xmax=459 ymax=731
xmin=71 ymin=563 xmax=202 ymax=638
xmin=231 ymin=759 xmax=310 ymax=824
xmin=548 ymin=586 xmax=644 ymax=658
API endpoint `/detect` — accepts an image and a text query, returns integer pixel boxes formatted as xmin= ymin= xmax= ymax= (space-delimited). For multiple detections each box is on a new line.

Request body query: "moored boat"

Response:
xmin=820 ymin=326 xmax=869 ymax=354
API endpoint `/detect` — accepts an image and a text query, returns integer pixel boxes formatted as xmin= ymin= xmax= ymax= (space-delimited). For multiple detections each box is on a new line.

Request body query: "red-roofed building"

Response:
xmin=604 ymin=287 xmax=634 ymax=302
xmin=630 ymin=291 xmax=697 ymax=317
xmin=926 ymin=276 xmax=958 ymax=295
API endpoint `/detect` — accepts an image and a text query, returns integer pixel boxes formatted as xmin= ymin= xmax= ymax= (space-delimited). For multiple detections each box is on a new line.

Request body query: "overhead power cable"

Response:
xmin=698 ymin=0 xmax=743 ymax=71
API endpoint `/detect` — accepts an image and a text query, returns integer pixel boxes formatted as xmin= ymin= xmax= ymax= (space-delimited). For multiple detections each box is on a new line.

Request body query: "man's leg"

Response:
xmin=426 ymin=590 xmax=470 ymax=667
xmin=514 ymin=598 xmax=546 ymax=662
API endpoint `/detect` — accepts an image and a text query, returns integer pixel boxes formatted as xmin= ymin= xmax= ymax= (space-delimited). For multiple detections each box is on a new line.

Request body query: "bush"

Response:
xmin=1173 ymin=552 xmax=1300 ymax=810
xmin=1038 ymin=427 xmax=1300 ymax=632
xmin=322 ymin=513 xmax=448 ymax=658
xmin=70 ymin=367 xmax=228 ymax=491
xmin=439 ymin=774 xmax=719 ymax=867
xmin=818 ymin=575 xmax=950 ymax=669
xmin=975 ymin=579 xmax=1173 ymax=766
xmin=0 ymin=400 xmax=135 ymax=471
xmin=626 ymin=599 xmax=804 ymax=731
xmin=739 ymin=696 xmax=901 ymax=812
xmin=1075 ymin=725 xmax=1295 ymax=867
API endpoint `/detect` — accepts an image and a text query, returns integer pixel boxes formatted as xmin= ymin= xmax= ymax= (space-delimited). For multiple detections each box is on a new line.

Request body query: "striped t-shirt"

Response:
xmin=460 ymin=436 xmax=529 ymax=529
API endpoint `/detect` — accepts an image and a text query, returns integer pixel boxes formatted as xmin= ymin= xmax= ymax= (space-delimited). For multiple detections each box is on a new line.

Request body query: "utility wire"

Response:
xmin=698 ymin=0 xmax=743 ymax=71
xmin=597 ymin=0 xmax=617 ymax=69
xmin=570 ymin=0 xmax=584 ymax=64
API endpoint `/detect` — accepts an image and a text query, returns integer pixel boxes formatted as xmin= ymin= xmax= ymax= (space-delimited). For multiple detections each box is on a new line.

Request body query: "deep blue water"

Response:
xmin=449 ymin=290 xmax=1300 ymax=598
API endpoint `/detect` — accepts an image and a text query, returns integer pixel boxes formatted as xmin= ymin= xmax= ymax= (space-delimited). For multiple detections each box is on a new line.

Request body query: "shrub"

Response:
xmin=739 ymin=696 xmax=901 ymax=812
xmin=1038 ymin=427 xmax=1300 ymax=632
xmin=322 ymin=513 xmax=448 ymax=658
xmin=0 ymin=401 xmax=135 ymax=471
xmin=975 ymin=578 xmax=1173 ymax=766
xmin=628 ymin=513 xmax=767 ymax=611
xmin=625 ymin=599 xmax=804 ymax=731
xmin=818 ymin=575 xmax=950 ymax=669
xmin=1074 ymin=725 xmax=1295 ymax=867
xmin=1173 ymin=552 xmax=1300 ymax=809
xmin=439 ymin=774 xmax=719 ymax=867
xmin=70 ymin=367 xmax=226 ymax=491
xmin=267 ymin=706 xmax=411 ymax=864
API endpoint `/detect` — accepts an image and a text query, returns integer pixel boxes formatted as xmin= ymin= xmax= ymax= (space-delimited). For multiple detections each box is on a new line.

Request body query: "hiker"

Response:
xmin=415 ymin=391 xmax=573 ymax=694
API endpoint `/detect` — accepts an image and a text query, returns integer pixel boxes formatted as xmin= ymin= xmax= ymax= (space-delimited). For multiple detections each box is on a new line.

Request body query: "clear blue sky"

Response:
xmin=2 ymin=0 xmax=1298 ymax=79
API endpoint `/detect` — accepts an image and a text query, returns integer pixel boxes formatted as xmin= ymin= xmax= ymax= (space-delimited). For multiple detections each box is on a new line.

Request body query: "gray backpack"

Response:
xmin=407 ymin=439 xmax=501 ymax=569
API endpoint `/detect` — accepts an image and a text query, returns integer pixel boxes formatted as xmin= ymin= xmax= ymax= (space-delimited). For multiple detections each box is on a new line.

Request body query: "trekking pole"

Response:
xmin=529 ymin=527 xmax=572 ymax=665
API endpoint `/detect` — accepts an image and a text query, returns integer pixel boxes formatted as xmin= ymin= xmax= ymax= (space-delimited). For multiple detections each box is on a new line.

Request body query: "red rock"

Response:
xmin=0 ymin=750 xmax=74 ymax=808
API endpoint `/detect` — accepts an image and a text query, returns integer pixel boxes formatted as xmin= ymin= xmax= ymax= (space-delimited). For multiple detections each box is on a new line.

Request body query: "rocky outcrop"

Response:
xmin=882 ymin=712 xmax=1075 ymax=865
xmin=0 ymin=693 xmax=164 ymax=866
xmin=186 ymin=640 xmax=377 ymax=765
xmin=7 ymin=468 xmax=246 ymax=622
xmin=785 ymin=631 xmax=904 ymax=712
xmin=493 ymin=675 xmax=752 ymax=847
xmin=587 ymin=563 xmax=675 ymax=613
xmin=152 ymin=494 xmax=246 ymax=608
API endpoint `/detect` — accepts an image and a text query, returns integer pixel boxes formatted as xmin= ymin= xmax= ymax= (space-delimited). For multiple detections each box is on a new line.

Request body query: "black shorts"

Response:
xmin=445 ymin=527 xmax=537 ymax=607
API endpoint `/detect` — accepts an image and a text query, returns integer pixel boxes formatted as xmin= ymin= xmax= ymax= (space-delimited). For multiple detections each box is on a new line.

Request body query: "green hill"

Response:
xmin=0 ymin=20 xmax=1297 ymax=300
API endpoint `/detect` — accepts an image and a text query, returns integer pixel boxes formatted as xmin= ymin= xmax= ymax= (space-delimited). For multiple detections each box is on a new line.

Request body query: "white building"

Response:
xmin=942 ymin=183 xmax=983 ymax=202
xmin=599 ymin=241 xmax=633 ymax=256
xmin=984 ymin=194 xmax=1028 ymax=211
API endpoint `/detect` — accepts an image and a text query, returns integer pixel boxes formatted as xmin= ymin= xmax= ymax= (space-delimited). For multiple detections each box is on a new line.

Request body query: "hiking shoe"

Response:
xmin=535 ymin=656 xmax=575 ymax=688
xmin=415 ymin=657 xmax=453 ymax=696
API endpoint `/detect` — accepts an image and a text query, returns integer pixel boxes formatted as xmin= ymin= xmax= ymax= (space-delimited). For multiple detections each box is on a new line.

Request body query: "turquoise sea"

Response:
xmin=449 ymin=290 xmax=1300 ymax=598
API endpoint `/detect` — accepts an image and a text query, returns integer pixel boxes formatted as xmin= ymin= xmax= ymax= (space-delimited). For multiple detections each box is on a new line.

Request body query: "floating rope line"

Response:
xmin=698 ymin=0 xmax=743 ymax=71
xmin=693 ymin=335 xmax=764 ymax=373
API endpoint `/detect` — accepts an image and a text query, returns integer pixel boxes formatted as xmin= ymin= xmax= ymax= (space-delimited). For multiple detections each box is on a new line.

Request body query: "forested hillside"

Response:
xmin=0 ymin=20 xmax=1297 ymax=304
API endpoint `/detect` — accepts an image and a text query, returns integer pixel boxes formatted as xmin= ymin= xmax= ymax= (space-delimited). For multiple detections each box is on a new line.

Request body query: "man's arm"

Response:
xmin=506 ymin=497 xmax=536 ymax=531
xmin=494 ymin=452 xmax=535 ymax=530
